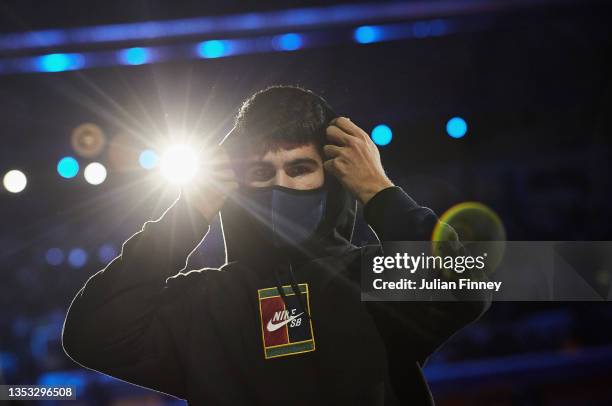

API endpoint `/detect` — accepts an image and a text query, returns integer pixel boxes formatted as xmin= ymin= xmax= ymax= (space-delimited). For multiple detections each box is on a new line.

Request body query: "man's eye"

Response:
xmin=249 ymin=167 xmax=273 ymax=180
xmin=287 ymin=166 xmax=311 ymax=177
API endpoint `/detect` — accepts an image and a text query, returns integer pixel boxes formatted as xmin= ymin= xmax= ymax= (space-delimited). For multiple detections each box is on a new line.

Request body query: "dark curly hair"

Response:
xmin=223 ymin=85 xmax=337 ymax=156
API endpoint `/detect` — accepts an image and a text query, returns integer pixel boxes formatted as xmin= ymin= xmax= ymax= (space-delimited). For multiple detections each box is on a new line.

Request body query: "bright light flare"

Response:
xmin=160 ymin=144 xmax=199 ymax=184
xmin=3 ymin=169 xmax=27 ymax=193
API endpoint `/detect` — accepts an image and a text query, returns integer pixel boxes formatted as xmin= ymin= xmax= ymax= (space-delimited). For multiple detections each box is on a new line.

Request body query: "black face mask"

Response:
xmin=226 ymin=185 xmax=327 ymax=249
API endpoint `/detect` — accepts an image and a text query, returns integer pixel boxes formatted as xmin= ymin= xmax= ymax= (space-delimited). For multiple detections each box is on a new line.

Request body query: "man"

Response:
xmin=62 ymin=86 xmax=489 ymax=405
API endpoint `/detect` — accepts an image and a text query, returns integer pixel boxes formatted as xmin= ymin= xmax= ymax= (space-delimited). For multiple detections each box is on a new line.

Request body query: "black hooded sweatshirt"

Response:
xmin=62 ymin=176 xmax=490 ymax=405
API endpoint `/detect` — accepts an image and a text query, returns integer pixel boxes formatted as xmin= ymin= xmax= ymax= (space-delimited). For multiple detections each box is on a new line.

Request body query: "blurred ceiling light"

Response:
xmin=71 ymin=123 xmax=106 ymax=158
xmin=371 ymin=124 xmax=393 ymax=146
xmin=68 ymin=248 xmax=88 ymax=268
xmin=36 ymin=53 xmax=85 ymax=72
xmin=354 ymin=25 xmax=382 ymax=44
xmin=98 ymin=243 xmax=118 ymax=263
xmin=273 ymin=33 xmax=303 ymax=51
xmin=446 ymin=116 xmax=468 ymax=139
xmin=118 ymin=47 xmax=151 ymax=65
xmin=160 ymin=144 xmax=199 ymax=184
xmin=45 ymin=248 xmax=64 ymax=266
xmin=3 ymin=169 xmax=27 ymax=193
xmin=84 ymin=162 xmax=107 ymax=185
xmin=57 ymin=156 xmax=80 ymax=179
xmin=196 ymin=40 xmax=230 ymax=58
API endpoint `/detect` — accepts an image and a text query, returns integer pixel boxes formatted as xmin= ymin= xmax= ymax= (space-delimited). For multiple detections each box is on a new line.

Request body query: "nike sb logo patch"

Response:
xmin=258 ymin=283 xmax=315 ymax=359
xmin=267 ymin=310 xmax=304 ymax=332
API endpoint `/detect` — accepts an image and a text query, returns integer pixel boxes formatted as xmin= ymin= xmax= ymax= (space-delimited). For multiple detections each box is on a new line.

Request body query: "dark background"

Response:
xmin=1 ymin=0 xmax=611 ymax=404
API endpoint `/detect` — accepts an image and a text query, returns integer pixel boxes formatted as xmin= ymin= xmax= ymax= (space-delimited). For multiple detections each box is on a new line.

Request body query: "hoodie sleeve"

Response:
xmin=61 ymin=193 xmax=210 ymax=399
xmin=363 ymin=186 xmax=492 ymax=363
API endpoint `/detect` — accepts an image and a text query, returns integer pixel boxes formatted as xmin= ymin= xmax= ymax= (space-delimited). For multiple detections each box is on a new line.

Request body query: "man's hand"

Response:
xmin=323 ymin=117 xmax=394 ymax=205
xmin=182 ymin=146 xmax=238 ymax=222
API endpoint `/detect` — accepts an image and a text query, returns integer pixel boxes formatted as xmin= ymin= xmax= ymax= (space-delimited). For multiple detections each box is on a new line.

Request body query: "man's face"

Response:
xmin=240 ymin=142 xmax=325 ymax=190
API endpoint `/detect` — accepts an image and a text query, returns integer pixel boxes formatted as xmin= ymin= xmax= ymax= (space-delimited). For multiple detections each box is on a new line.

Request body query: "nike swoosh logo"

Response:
xmin=266 ymin=312 xmax=304 ymax=332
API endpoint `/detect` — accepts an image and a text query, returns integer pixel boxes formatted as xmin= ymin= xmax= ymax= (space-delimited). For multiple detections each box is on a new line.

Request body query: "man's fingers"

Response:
xmin=323 ymin=158 xmax=345 ymax=178
xmin=331 ymin=117 xmax=368 ymax=139
xmin=323 ymin=144 xmax=344 ymax=158
xmin=323 ymin=159 xmax=337 ymax=175
xmin=196 ymin=177 xmax=239 ymax=196
xmin=204 ymin=147 xmax=238 ymax=175
xmin=193 ymin=166 xmax=238 ymax=188
xmin=326 ymin=125 xmax=354 ymax=146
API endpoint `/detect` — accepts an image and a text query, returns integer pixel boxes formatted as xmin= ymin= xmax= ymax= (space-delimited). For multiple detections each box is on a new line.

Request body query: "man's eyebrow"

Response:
xmin=284 ymin=158 xmax=319 ymax=167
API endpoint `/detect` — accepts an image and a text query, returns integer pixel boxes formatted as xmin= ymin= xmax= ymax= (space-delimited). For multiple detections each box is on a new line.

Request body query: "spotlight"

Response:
xmin=371 ymin=124 xmax=393 ymax=146
xmin=57 ymin=157 xmax=79 ymax=179
xmin=84 ymin=162 xmax=107 ymax=185
xmin=160 ymin=144 xmax=199 ymax=184
xmin=3 ymin=169 xmax=27 ymax=193
xmin=446 ymin=116 xmax=468 ymax=138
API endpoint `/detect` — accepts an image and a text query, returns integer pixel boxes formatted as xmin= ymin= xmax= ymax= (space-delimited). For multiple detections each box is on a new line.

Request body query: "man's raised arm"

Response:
xmin=61 ymin=194 xmax=210 ymax=399
xmin=322 ymin=116 xmax=490 ymax=362
xmin=62 ymin=145 xmax=237 ymax=398
xmin=363 ymin=185 xmax=492 ymax=362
